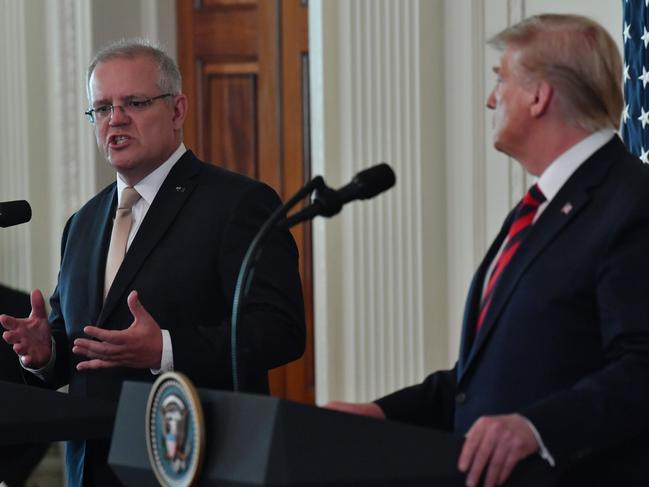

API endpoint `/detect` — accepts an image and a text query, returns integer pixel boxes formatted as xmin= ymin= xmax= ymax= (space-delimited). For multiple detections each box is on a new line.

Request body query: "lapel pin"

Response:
xmin=560 ymin=202 xmax=573 ymax=215
xmin=175 ymin=186 xmax=185 ymax=193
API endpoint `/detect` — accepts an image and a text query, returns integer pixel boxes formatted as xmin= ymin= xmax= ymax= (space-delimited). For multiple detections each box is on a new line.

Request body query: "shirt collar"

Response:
xmin=116 ymin=143 xmax=187 ymax=205
xmin=536 ymin=129 xmax=615 ymax=204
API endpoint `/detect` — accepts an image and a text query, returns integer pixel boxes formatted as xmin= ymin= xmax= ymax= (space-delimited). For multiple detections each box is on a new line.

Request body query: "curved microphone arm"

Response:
xmin=230 ymin=176 xmax=325 ymax=391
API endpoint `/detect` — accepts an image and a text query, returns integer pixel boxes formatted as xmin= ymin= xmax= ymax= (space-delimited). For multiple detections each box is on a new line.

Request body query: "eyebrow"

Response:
xmin=91 ymin=94 xmax=151 ymax=106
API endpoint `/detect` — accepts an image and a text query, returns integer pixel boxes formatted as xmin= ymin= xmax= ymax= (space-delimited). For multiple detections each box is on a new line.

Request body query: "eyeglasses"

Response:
xmin=84 ymin=93 xmax=174 ymax=123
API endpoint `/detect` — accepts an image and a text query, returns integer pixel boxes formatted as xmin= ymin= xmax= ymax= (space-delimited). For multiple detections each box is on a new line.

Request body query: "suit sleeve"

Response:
xmin=375 ymin=367 xmax=457 ymax=431
xmin=521 ymin=209 xmax=649 ymax=468
xmin=169 ymin=181 xmax=306 ymax=391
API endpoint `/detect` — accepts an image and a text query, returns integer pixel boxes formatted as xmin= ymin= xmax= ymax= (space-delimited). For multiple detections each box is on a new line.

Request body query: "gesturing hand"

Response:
xmin=0 ymin=289 xmax=52 ymax=368
xmin=73 ymin=290 xmax=163 ymax=370
xmin=458 ymin=414 xmax=539 ymax=487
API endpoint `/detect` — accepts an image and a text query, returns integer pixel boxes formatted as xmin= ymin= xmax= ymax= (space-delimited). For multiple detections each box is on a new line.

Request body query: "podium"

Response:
xmin=108 ymin=381 xmax=556 ymax=487
xmin=0 ymin=380 xmax=556 ymax=486
xmin=0 ymin=380 xmax=116 ymax=446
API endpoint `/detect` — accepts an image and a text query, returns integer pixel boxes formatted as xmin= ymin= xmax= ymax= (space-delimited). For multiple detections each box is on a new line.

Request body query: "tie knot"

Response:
xmin=119 ymin=187 xmax=141 ymax=210
xmin=523 ymin=183 xmax=546 ymax=208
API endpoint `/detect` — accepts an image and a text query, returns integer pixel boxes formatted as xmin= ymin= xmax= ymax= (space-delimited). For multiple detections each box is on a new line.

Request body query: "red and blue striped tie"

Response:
xmin=475 ymin=183 xmax=546 ymax=333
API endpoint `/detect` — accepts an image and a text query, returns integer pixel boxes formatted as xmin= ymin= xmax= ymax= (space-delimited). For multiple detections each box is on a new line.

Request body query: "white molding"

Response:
xmin=0 ymin=0 xmax=31 ymax=289
xmin=311 ymin=0 xmax=447 ymax=403
xmin=45 ymin=0 xmax=95 ymax=286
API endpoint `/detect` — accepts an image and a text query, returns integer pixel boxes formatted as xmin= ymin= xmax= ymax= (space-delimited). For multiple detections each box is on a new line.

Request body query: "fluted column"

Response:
xmin=311 ymin=0 xmax=448 ymax=402
xmin=0 ymin=0 xmax=31 ymax=290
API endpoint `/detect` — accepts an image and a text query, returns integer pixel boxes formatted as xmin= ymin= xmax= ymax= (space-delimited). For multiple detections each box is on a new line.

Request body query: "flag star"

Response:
xmin=640 ymin=66 xmax=649 ymax=87
xmin=622 ymin=104 xmax=630 ymax=125
xmin=638 ymin=107 xmax=649 ymax=128
xmin=642 ymin=27 xmax=649 ymax=48
xmin=624 ymin=63 xmax=631 ymax=81
xmin=640 ymin=147 xmax=649 ymax=163
xmin=624 ymin=22 xmax=632 ymax=43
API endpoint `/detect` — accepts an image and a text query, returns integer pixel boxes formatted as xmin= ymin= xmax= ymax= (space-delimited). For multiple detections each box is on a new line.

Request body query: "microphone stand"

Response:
xmin=230 ymin=176 xmax=325 ymax=391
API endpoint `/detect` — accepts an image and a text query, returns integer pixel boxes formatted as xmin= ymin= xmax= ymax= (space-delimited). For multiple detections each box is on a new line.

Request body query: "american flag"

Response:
xmin=622 ymin=0 xmax=649 ymax=162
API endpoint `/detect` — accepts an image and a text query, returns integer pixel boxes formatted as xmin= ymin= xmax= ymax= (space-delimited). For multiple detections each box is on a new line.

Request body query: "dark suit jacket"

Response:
xmin=0 ymin=285 xmax=49 ymax=487
xmin=44 ymin=151 xmax=306 ymax=486
xmin=377 ymin=137 xmax=649 ymax=486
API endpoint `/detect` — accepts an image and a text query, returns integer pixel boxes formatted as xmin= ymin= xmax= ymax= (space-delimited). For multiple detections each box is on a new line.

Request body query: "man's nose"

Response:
xmin=109 ymin=105 xmax=129 ymax=124
xmin=486 ymin=89 xmax=496 ymax=110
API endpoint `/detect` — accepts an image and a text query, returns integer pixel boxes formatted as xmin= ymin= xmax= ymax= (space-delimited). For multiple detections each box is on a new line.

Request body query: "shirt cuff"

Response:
xmin=519 ymin=414 xmax=556 ymax=467
xmin=151 ymin=329 xmax=174 ymax=375
xmin=21 ymin=337 xmax=56 ymax=382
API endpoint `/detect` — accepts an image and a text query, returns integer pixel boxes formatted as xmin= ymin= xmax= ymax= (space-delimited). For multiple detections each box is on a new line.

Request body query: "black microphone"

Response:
xmin=0 ymin=200 xmax=32 ymax=228
xmin=281 ymin=163 xmax=396 ymax=228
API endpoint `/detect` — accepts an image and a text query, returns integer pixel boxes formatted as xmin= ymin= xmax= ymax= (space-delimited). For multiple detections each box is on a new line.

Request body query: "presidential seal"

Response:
xmin=146 ymin=372 xmax=205 ymax=487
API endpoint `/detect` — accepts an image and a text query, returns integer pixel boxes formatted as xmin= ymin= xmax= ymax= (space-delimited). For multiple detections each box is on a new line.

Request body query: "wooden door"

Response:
xmin=177 ymin=0 xmax=313 ymax=404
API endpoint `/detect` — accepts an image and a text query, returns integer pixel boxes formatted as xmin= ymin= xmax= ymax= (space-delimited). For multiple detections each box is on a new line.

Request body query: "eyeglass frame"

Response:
xmin=84 ymin=93 xmax=175 ymax=123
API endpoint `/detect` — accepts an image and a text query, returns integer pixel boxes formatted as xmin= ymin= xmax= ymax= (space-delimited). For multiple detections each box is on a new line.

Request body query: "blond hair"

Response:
xmin=489 ymin=14 xmax=623 ymax=131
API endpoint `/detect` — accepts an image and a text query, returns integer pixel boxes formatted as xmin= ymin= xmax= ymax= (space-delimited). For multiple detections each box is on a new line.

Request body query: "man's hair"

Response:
xmin=488 ymin=14 xmax=623 ymax=131
xmin=86 ymin=38 xmax=181 ymax=102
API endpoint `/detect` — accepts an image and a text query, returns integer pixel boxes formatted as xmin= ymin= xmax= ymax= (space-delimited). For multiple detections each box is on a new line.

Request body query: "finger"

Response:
xmin=73 ymin=339 xmax=120 ymax=359
xmin=458 ymin=423 xmax=484 ymax=472
xmin=497 ymin=448 xmax=522 ymax=485
xmin=0 ymin=315 xmax=20 ymax=331
xmin=30 ymin=289 xmax=47 ymax=320
xmin=127 ymin=290 xmax=144 ymax=320
xmin=3 ymin=329 xmax=20 ymax=344
xmin=465 ymin=433 xmax=497 ymax=487
xmin=76 ymin=359 xmax=115 ymax=370
xmin=483 ymin=441 xmax=509 ymax=487
xmin=82 ymin=326 xmax=125 ymax=345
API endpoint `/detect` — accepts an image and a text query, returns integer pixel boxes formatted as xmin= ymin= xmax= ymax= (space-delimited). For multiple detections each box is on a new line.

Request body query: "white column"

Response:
xmin=0 ymin=0 xmax=31 ymax=290
xmin=44 ymin=0 xmax=97 ymax=288
xmin=311 ymin=0 xmax=448 ymax=403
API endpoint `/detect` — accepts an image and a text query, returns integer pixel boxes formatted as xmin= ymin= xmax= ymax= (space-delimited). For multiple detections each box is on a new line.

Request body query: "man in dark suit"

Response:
xmin=327 ymin=13 xmax=649 ymax=487
xmin=0 ymin=40 xmax=305 ymax=486
xmin=0 ymin=285 xmax=49 ymax=487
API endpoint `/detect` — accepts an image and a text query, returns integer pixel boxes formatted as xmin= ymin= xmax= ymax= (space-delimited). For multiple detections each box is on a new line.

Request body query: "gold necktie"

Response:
xmin=104 ymin=187 xmax=141 ymax=299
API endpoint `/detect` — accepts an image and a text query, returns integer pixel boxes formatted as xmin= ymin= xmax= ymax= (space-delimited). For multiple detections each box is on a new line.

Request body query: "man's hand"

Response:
xmin=324 ymin=401 xmax=386 ymax=419
xmin=73 ymin=290 xmax=163 ymax=370
xmin=458 ymin=414 xmax=539 ymax=487
xmin=0 ymin=289 xmax=53 ymax=368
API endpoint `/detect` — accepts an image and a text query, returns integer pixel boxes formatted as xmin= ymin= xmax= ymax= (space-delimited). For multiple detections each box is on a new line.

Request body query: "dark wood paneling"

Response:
xmin=206 ymin=74 xmax=257 ymax=177
xmin=177 ymin=0 xmax=313 ymax=404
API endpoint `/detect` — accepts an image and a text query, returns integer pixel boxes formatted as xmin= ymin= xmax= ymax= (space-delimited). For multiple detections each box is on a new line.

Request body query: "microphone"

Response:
xmin=281 ymin=163 xmax=396 ymax=228
xmin=0 ymin=200 xmax=31 ymax=228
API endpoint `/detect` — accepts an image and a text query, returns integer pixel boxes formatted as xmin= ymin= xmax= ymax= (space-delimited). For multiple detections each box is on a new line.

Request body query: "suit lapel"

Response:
xmin=457 ymin=215 xmax=512 ymax=377
xmin=87 ymin=186 xmax=117 ymax=320
xmin=458 ymin=138 xmax=620 ymax=382
xmin=97 ymin=152 xmax=202 ymax=326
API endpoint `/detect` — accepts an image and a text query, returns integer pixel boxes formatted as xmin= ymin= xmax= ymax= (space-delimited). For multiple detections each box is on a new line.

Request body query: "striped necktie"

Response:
xmin=475 ymin=183 xmax=546 ymax=333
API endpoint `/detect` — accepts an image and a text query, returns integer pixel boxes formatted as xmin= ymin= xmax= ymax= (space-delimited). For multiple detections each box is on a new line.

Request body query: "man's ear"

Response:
xmin=530 ymin=80 xmax=553 ymax=118
xmin=172 ymin=94 xmax=188 ymax=129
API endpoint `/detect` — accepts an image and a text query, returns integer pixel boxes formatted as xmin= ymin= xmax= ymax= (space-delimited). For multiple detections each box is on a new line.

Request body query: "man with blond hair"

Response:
xmin=329 ymin=14 xmax=649 ymax=486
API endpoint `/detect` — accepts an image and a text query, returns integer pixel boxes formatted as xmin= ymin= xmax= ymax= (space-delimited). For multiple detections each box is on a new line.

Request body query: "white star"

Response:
xmin=638 ymin=107 xmax=649 ymax=128
xmin=622 ymin=104 xmax=630 ymax=125
xmin=640 ymin=147 xmax=649 ymax=164
xmin=624 ymin=63 xmax=631 ymax=82
xmin=642 ymin=27 xmax=649 ymax=48
xmin=640 ymin=66 xmax=649 ymax=88
xmin=624 ymin=22 xmax=632 ymax=43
